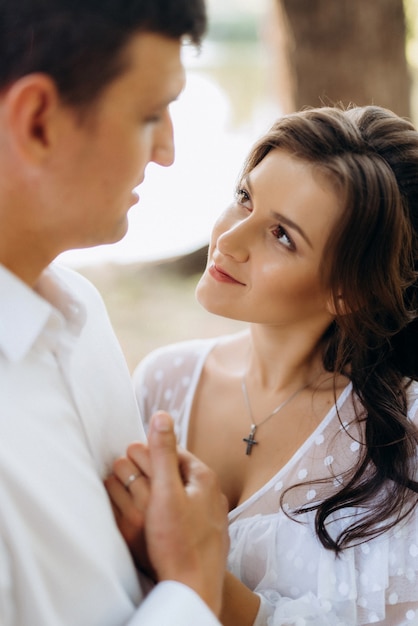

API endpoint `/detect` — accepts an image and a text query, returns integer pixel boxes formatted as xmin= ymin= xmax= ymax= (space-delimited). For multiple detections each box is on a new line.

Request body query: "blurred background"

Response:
xmin=59 ymin=0 xmax=418 ymax=371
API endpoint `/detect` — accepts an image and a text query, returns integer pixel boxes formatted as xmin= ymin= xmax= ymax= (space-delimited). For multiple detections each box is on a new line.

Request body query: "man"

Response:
xmin=0 ymin=1 xmax=229 ymax=624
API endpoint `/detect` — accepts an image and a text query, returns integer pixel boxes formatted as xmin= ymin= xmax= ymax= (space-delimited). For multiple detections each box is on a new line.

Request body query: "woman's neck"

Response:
xmin=244 ymin=322 xmax=329 ymax=392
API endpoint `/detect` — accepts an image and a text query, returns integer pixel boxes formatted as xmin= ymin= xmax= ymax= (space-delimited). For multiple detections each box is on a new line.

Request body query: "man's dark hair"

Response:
xmin=0 ymin=0 xmax=207 ymax=105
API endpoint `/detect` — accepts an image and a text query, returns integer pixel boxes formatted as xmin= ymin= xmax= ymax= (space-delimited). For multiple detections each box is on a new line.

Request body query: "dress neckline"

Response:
xmin=228 ymin=381 xmax=353 ymax=521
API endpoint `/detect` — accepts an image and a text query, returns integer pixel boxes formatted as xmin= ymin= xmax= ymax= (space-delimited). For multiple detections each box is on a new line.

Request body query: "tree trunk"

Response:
xmin=266 ymin=0 xmax=411 ymax=118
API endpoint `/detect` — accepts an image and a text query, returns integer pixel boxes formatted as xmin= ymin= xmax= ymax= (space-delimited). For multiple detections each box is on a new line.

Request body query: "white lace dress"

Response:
xmin=133 ymin=336 xmax=418 ymax=626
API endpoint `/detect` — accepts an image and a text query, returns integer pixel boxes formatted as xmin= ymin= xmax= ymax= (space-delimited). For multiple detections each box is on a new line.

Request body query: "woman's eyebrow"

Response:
xmin=245 ymin=174 xmax=313 ymax=248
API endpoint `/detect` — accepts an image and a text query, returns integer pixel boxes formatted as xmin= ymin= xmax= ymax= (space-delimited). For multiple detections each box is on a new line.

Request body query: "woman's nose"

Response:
xmin=215 ymin=219 xmax=250 ymax=263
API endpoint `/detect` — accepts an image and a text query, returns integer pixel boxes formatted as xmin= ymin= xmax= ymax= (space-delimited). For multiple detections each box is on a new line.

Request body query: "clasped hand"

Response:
xmin=104 ymin=411 xmax=230 ymax=617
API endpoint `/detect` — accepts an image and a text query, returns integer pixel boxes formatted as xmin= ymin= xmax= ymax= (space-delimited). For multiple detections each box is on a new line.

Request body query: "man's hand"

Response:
xmin=105 ymin=411 xmax=229 ymax=617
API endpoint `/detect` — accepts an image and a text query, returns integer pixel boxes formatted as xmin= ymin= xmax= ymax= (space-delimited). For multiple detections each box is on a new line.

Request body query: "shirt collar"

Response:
xmin=0 ymin=264 xmax=86 ymax=362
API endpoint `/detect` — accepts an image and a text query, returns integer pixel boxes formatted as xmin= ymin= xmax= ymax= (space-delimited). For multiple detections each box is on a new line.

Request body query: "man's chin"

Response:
xmin=99 ymin=218 xmax=130 ymax=246
xmin=76 ymin=225 xmax=129 ymax=251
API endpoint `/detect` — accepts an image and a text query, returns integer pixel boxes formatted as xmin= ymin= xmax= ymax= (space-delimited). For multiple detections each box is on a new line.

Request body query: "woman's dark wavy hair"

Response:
xmin=240 ymin=105 xmax=418 ymax=553
xmin=0 ymin=0 xmax=206 ymax=106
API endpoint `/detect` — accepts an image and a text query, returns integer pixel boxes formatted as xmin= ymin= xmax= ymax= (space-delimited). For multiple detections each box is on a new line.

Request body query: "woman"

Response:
xmin=110 ymin=105 xmax=418 ymax=625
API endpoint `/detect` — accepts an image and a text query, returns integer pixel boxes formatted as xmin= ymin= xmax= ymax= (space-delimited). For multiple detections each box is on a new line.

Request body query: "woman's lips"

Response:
xmin=208 ymin=264 xmax=245 ymax=285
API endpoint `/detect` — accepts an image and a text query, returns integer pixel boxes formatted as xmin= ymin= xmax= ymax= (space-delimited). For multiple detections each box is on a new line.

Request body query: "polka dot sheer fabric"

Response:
xmin=134 ymin=337 xmax=418 ymax=626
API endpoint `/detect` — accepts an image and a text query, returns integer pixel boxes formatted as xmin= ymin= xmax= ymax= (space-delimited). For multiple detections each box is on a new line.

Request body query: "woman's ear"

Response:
xmin=4 ymin=73 xmax=61 ymax=164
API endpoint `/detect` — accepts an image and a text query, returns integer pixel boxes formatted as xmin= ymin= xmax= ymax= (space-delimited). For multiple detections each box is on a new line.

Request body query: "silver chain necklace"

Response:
xmin=241 ymin=376 xmax=310 ymax=455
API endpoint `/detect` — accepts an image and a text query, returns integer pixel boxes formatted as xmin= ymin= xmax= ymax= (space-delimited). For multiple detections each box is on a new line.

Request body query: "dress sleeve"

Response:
xmin=132 ymin=347 xmax=168 ymax=433
xmin=132 ymin=343 xmax=193 ymax=435
xmin=132 ymin=339 xmax=216 ymax=445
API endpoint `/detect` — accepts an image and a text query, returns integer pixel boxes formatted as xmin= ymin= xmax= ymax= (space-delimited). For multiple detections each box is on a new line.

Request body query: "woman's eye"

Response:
xmin=235 ymin=188 xmax=251 ymax=207
xmin=273 ymin=225 xmax=294 ymax=249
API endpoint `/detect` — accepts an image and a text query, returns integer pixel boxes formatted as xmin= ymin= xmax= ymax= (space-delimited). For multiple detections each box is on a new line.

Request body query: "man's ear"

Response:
xmin=4 ymin=73 xmax=61 ymax=164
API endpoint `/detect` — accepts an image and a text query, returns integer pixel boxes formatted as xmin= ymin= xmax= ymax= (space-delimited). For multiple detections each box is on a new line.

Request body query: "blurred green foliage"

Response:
xmin=207 ymin=14 xmax=259 ymax=42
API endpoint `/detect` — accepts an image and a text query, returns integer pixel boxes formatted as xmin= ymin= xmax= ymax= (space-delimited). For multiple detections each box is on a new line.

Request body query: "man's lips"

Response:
xmin=208 ymin=264 xmax=245 ymax=285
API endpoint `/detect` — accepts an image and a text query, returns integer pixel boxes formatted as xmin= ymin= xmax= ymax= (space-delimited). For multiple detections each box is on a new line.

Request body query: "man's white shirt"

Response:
xmin=0 ymin=263 xmax=220 ymax=626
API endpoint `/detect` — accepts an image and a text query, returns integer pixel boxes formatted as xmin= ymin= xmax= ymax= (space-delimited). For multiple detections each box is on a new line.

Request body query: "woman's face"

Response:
xmin=196 ymin=149 xmax=342 ymax=333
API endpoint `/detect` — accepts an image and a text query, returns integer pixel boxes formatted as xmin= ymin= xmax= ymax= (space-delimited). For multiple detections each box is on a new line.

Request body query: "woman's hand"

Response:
xmin=105 ymin=441 xmax=155 ymax=578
